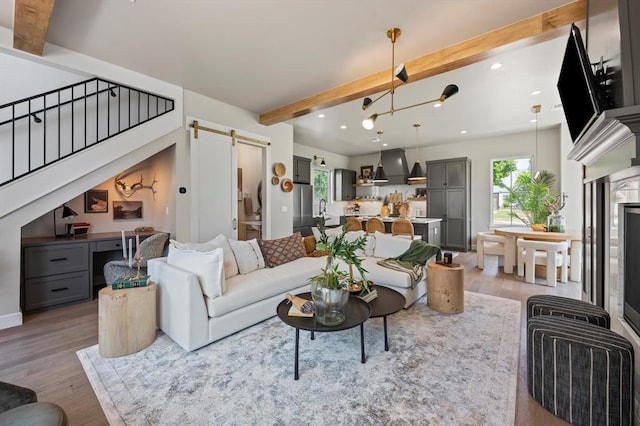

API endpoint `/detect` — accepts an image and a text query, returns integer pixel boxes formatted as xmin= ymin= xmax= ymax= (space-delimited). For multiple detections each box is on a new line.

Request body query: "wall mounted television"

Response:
xmin=557 ymin=23 xmax=603 ymax=143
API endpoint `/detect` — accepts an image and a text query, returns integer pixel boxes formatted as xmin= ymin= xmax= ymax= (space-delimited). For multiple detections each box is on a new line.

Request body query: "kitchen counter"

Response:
xmin=339 ymin=216 xmax=442 ymax=246
xmin=342 ymin=215 xmax=442 ymax=225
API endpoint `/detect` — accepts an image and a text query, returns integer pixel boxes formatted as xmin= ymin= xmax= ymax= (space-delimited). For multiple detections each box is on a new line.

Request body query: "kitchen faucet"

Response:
xmin=319 ymin=199 xmax=327 ymax=215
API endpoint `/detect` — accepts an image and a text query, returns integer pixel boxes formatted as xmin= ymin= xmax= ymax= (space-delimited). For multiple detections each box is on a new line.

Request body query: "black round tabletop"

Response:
xmin=277 ymin=292 xmax=371 ymax=332
xmin=368 ymin=285 xmax=406 ymax=318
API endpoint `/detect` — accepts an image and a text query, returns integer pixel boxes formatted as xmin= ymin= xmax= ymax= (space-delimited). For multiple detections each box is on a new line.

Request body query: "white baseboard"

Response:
xmin=0 ymin=311 xmax=23 ymax=330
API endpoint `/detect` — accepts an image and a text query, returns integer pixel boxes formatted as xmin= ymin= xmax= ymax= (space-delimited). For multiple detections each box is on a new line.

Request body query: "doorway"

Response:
xmin=238 ymin=143 xmax=264 ymax=240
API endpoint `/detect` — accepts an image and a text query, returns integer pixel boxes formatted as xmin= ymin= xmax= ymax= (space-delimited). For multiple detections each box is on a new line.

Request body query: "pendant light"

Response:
xmin=373 ymin=131 xmax=388 ymax=183
xmin=408 ymin=123 xmax=425 ymax=182
xmin=532 ymin=104 xmax=541 ymax=179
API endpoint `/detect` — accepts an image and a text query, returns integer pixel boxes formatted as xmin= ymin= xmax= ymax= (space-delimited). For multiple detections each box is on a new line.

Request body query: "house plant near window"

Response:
xmin=308 ymin=221 xmax=369 ymax=326
xmin=502 ymin=169 xmax=559 ymax=229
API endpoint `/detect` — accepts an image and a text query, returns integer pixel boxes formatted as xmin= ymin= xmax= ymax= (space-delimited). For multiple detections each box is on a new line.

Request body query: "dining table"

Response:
xmin=494 ymin=227 xmax=582 ymax=282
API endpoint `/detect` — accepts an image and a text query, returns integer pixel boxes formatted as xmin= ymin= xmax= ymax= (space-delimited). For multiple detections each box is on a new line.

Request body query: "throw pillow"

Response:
xmin=228 ymin=238 xmax=265 ymax=275
xmin=344 ymin=230 xmax=367 ymax=257
xmin=170 ymin=234 xmax=238 ymax=278
xmin=311 ymin=226 xmax=342 ymax=248
xmin=258 ymin=232 xmax=306 ymax=268
xmin=167 ymin=246 xmax=225 ymax=298
xmin=373 ymin=231 xmax=412 ymax=259
xmin=302 ymin=235 xmax=317 ymax=255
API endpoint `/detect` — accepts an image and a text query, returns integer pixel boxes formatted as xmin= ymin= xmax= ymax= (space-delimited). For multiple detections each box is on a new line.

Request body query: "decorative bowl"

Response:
xmin=281 ymin=178 xmax=293 ymax=192
xmin=531 ymin=224 xmax=547 ymax=232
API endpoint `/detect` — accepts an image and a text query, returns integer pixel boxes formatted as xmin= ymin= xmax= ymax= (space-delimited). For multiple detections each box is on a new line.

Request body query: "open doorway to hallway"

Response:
xmin=237 ymin=143 xmax=264 ymax=240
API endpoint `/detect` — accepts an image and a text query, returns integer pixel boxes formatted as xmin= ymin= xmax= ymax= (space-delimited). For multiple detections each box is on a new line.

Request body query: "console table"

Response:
xmin=21 ymin=231 xmax=165 ymax=312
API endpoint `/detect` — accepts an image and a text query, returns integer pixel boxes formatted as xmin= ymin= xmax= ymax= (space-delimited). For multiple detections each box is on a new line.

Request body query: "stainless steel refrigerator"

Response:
xmin=293 ymin=184 xmax=313 ymax=236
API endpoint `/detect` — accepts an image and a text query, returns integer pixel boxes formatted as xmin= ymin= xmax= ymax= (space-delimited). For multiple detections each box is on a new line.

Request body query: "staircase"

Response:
xmin=0 ymin=77 xmax=175 ymax=188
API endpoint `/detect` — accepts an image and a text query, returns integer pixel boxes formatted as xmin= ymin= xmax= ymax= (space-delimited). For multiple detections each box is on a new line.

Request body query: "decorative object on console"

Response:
xmin=53 ymin=203 xmax=78 ymax=238
xmin=114 ymin=172 xmax=158 ymax=198
xmin=361 ymin=27 xmax=458 ymax=130
xmin=84 ymin=189 xmax=108 ymax=213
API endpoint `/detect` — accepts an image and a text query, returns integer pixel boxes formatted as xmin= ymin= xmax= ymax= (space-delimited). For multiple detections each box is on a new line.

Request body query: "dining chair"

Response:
xmin=476 ymin=231 xmax=513 ymax=271
xmin=344 ymin=217 xmax=363 ymax=232
xmin=391 ymin=218 xmax=415 ymax=240
xmin=517 ymin=239 xmax=568 ymax=286
xmin=365 ymin=217 xmax=385 ymax=235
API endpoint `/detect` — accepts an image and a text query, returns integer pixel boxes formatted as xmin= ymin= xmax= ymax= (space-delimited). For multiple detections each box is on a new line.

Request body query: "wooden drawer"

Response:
xmin=23 ymin=243 xmax=89 ymax=278
xmin=24 ymin=271 xmax=90 ymax=311
xmin=94 ymin=239 xmax=126 ymax=252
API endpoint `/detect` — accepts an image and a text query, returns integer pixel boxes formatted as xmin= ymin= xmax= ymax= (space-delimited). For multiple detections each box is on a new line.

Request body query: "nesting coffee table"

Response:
xmin=367 ymin=285 xmax=406 ymax=351
xmin=277 ymin=292 xmax=371 ymax=380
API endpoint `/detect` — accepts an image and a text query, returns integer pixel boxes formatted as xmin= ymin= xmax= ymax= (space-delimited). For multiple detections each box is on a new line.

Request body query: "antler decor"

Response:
xmin=114 ymin=173 xmax=158 ymax=198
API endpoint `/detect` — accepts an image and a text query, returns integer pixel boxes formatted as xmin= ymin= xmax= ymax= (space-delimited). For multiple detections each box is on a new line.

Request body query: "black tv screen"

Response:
xmin=557 ymin=24 xmax=602 ymax=143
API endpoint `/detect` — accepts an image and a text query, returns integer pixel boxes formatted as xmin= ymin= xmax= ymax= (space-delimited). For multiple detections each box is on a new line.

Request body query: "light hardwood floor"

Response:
xmin=0 ymin=251 xmax=578 ymax=425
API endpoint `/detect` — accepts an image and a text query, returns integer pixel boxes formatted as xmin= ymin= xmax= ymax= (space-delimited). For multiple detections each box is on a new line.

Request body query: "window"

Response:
xmin=491 ymin=158 xmax=532 ymax=226
xmin=312 ymin=168 xmax=330 ymax=216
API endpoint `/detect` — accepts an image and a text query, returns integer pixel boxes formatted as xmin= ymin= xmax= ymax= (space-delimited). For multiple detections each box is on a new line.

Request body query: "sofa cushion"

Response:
xmin=343 ymin=230 xmax=375 ymax=257
xmin=373 ymin=231 xmax=412 ymax=258
xmin=311 ymin=226 xmax=342 ymax=247
xmin=167 ymin=246 xmax=225 ymax=298
xmin=170 ymin=234 xmax=238 ymax=278
xmin=228 ymin=239 xmax=265 ymax=275
xmin=258 ymin=233 xmax=306 ymax=267
xmin=204 ymin=256 xmax=325 ymax=317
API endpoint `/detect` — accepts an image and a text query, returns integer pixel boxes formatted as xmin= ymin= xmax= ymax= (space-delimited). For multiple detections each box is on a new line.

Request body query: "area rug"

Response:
xmin=77 ymin=291 xmax=520 ymax=425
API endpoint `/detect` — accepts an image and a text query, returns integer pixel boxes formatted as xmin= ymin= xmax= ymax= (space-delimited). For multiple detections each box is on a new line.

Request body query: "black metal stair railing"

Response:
xmin=0 ymin=77 xmax=175 ymax=187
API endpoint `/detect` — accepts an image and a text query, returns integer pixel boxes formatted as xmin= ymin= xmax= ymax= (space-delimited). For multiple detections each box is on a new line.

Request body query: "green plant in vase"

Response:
xmin=501 ymin=169 xmax=557 ymax=227
xmin=308 ymin=221 xmax=369 ymax=326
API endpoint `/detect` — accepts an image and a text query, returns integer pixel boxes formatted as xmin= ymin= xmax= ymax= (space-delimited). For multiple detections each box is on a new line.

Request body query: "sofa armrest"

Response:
xmin=148 ymin=258 xmax=209 ymax=351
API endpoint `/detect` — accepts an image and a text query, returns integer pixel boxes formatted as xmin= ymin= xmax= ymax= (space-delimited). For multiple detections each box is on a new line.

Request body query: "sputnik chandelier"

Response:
xmin=361 ymin=27 xmax=459 ymax=129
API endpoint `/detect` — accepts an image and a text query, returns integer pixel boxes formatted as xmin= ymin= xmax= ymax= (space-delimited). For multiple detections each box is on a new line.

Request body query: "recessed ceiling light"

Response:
xmin=531 ymin=90 xmax=541 ymax=95
xmin=318 ymin=114 xmax=325 ymax=118
xmin=433 ymin=103 xmax=442 ymax=108
xmin=530 ymin=119 xmax=537 ymax=123
xmin=460 ymin=130 xmax=467 ymax=134
xmin=370 ymin=137 xmax=380 ymax=143
xmin=490 ymin=63 xmax=502 ymax=70
xmin=340 ymin=125 xmax=347 ymax=129
xmin=382 ymin=143 xmax=388 ymax=147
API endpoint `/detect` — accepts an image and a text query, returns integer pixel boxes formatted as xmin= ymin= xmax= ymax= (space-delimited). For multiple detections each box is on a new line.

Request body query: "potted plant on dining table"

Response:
xmin=307 ymin=221 xmax=370 ymax=326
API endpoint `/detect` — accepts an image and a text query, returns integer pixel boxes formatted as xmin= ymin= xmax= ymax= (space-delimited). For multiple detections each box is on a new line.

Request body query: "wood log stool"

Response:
xmin=427 ymin=262 xmax=464 ymax=314
xmin=98 ymin=283 xmax=157 ymax=357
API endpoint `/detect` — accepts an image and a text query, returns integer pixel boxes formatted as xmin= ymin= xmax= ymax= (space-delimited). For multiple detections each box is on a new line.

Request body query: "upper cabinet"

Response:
xmin=334 ymin=169 xmax=356 ymax=201
xmin=293 ymin=156 xmax=311 ymax=184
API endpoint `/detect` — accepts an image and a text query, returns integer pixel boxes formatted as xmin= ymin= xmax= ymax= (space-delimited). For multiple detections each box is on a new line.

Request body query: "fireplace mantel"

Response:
xmin=568 ymin=105 xmax=640 ymax=173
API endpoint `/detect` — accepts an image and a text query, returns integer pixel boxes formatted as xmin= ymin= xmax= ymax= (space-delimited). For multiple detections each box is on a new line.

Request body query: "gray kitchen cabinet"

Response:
xmin=334 ymin=168 xmax=356 ymax=201
xmin=293 ymin=156 xmax=311 ymax=184
xmin=426 ymin=157 xmax=471 ymax=251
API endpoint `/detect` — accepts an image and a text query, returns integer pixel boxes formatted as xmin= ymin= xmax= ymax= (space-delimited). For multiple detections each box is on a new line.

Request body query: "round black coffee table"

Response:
xmin=368 ymin=285 xmax=406 ymax=351
xmin=277 ymin=292 xmax=371 ymax=380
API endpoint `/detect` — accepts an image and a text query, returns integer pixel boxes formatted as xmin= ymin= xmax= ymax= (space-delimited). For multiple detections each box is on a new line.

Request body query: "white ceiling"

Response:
xmin=0 ymin=0 xmax=577 ymax=156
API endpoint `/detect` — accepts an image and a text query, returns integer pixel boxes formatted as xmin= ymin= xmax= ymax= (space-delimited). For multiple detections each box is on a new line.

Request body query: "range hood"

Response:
xmin=380 ymin=148 xmax=410 ymax=185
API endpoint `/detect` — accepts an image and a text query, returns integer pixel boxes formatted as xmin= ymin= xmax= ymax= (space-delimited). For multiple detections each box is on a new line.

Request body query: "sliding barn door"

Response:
xmin=189 ymin=119 xmax=238 ymax=242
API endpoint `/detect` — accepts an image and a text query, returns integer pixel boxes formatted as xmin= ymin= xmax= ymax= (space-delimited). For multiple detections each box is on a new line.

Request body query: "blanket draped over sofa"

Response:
xmin=377 ymin=240 xmax=442 ymax=288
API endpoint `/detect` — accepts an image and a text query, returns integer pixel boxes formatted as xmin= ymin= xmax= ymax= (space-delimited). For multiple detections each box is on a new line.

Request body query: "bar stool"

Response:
xmin=345 ymin=216 xmax=362 ymax=232
xmin=391 ymin=218 xmax=415 ymax=239
xmin=365 ymin=217 xmax=385 ymax=235
xmin=517 ymin=239 xmax=568 ymax=286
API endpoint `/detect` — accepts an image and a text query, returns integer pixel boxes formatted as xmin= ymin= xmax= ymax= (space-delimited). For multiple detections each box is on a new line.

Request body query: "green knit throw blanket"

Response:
xmin=376 ymin=240 xmax=442 ymax=288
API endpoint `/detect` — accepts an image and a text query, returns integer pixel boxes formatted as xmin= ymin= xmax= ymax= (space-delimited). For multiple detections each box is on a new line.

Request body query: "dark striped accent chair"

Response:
xmin=528 ymin=316 xmax=634 ymax=425
xmin=527 ymin=294 xmax=610 ymax=328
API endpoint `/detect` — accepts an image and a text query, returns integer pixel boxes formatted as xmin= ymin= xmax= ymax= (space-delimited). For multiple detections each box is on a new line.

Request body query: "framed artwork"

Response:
xmin=360 ymin=165 xmax=374 ymax=180
xmin=84 ymin=189 xmax=108 ymax=213
xmin=113 ymin=201 xmax=143 ymax=220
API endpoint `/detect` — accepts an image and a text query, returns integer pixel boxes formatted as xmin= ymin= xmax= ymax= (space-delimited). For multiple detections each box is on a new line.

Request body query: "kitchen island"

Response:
xmin=340 ymin=216 xmax=442 ymax=246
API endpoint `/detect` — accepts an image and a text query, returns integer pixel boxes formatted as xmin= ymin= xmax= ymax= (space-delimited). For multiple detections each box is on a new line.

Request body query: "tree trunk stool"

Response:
xmin=527 ymin=316 xmax=634 ymax=426
xmin=527 ymin=294 xmax=610 ymax=328
xmin=427 ymin=262 xmax=464 ymax=314
xmin=98 ymin=283 xmax=157 ymax=357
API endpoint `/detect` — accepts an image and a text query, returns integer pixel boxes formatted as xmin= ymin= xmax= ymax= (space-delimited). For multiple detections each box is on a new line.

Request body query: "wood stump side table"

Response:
xmin=427 ymin=263 xmax=464 ymax=314
xmin=98 ymin=283 xmax=157 ymax=357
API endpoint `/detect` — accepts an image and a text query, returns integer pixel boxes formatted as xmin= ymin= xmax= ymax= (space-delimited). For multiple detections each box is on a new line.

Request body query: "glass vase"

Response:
xmin=547 ymin=211 xmax=566 ymax=233
xmin=310 ymin=282 xmax=349 ymax=326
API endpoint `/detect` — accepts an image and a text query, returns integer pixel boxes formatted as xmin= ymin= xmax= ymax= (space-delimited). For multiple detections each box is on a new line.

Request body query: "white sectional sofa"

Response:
xmin=148 ymin=231 xmax=433 ymax=351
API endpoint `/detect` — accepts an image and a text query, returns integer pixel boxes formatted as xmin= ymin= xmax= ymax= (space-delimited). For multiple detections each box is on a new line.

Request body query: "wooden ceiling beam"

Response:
xmin=13 ymin=0 xmax=56 ymax=56
xmin=259 ymin=0 xmax=586 ymax=126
